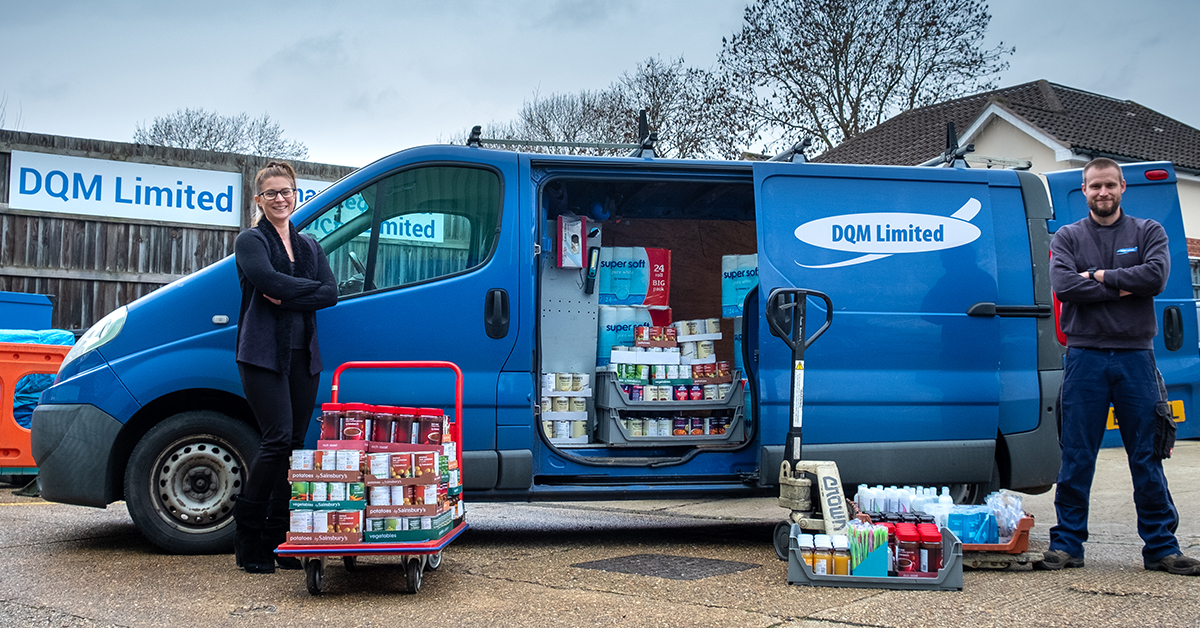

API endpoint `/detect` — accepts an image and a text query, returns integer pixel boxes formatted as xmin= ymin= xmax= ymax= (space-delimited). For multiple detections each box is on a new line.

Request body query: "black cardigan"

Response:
xmin=234 ymin=226 xmax=337 ymax=375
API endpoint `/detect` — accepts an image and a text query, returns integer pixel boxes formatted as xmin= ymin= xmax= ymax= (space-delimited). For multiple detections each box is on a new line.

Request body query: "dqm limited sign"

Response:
xmin=9 ymin=150 xmax=241 ymax=227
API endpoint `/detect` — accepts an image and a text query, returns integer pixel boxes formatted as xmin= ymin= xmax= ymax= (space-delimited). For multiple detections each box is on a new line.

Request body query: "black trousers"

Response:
xmin=239 ymin=349 xmax=320 ymax=503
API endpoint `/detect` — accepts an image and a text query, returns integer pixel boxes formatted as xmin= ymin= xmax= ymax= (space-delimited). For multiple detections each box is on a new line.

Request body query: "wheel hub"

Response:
xmin=153 ymin=440 xmax=243 ymax=530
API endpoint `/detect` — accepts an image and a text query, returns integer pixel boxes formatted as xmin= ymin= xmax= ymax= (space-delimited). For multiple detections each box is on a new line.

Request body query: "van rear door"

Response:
xmin=1044 ymin=162 xmax=1199 ymax=442
xmin=752 ymin=162 xmax=1015 ymax=487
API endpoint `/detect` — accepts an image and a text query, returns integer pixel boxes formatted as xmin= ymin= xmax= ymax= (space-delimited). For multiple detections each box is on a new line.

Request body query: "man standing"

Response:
xmin=1039 ymin=157 xmax=1198 ymax=575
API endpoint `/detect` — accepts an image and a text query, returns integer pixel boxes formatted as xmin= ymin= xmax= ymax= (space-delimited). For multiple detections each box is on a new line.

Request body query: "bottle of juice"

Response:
xmin=813 ymin=535 xmax=832 ymax=575
xmin=831 ymin=535 xmax=850 ymax=575
xmin=798 ymin=534 xmax=815 ymax=569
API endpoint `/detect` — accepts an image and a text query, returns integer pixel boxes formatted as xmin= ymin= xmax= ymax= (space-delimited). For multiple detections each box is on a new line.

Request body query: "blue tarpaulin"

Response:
xmin=2 ymin=329 xmax=75 ymax=429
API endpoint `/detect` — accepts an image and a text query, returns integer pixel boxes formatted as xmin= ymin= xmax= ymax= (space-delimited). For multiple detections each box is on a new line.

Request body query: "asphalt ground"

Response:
xmin=1 ymin=442 xmax=1199 ymax=627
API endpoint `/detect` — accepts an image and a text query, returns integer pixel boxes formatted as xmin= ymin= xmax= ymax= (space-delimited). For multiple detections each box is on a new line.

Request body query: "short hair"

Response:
xmin=254 ymin=160 xmax=297 ymax=193
xmin=1082 ymin=157 xmax=1124 ymax=184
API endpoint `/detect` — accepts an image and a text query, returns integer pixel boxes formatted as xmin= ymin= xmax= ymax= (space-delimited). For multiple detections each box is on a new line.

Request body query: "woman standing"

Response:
xmin=234 ymin=161 xmax=336 ymax=573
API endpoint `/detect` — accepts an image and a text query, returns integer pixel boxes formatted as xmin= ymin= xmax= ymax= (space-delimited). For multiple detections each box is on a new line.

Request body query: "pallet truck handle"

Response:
xmin=766 ymin=288 xmax=833 ymax=353
xmin=329 ymin=360 xmax=464 ymax=457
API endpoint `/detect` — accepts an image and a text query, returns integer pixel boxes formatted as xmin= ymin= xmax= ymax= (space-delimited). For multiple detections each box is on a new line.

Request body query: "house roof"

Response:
xmin=814 ymin=80 xmax=1200 ymax=172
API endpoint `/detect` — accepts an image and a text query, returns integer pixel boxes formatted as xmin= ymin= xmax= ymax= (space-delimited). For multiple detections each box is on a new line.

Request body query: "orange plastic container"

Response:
xmin=962 ymin=515 xmax=1034 ymax=554
xmin=0 ymin=342 xmax=70 ymax=470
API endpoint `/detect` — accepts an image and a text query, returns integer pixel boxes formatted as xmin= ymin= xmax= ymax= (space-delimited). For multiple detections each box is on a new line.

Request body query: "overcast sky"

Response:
xmin=2 ymin=0 xmax=1196 ymax=167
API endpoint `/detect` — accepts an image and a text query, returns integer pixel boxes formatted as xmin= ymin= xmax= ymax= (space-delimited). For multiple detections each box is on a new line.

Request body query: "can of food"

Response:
xmin=290 ymin=510 xmax=313 ymax=533
xmin=333 ymin=511 xmax=362 ymax=534
xmin=674 ymin=417 xmax=689 ymax=436
xmin=660 ymin=385 xmax=674 ymax=401
xmin=621 ymin=384 xmax=632 ymax=398
xmin=366 ymin=517 xmax=385 ymax=532
xmin=541 ymin=372 xmax=556 ymax=392
xmin=335 ymin=449 xmax=361 ymax=472
xmin=643 ymin=418 xmax=657 ymax=437
xmin=569 ymin=397 xmax=586 ymax=412
xmin=635 ymin=326 xmax=651 ymax=342
xmin=290 ymin=481 xmax=310 ymax=501
xmin=697 ymin=340 xmax=715 ymax=359
xmin=541 ymin=397 xmax=552 ymax=413
xmin=718 ymin=383 xmax=733 ymax=399
xmin=403 ymin=485 xmax=417 ymax=505
xmin=636 ymin=364 xmax=651 ymax=380
xmin=717 ymin=361 xmax=732 ymax=377
xmin=407 ymin=516 xmax=422 ymax=531
xmin=390 ymin=453 xmax=412 ymax=478
xmin=627 ymin=419 xmax=643 ymax=437
xmin=705 ymin=318 xmax=721 ymax=334
xmin=674 ymin=385 xmax=690 ymax=401
xmin=367 ymin=453 xmax=390 ymax=478
xmin=682 ymin=320 xmax=699 ymax=336
xmin=704 ymin=385 xmax=717 ymax=400
xmin=384 ymin=517 xmax=402 ymax=531
xmin=542 ymin=420 xmax=554 ymax=438
xmin=420 ymin=484 xmax=438 ymax=506
xmin=312 ymin=511 xmax=329 ymax=533
xmin=418 ymin=413 xmax=444 ymax=445
xmin=311 ymin=481 xmax=328 ymax=502
xmin=680 ymin=341 xmax=697 ymax=359
xmin=711 ymin=416 xmax=728 ymax=435
xmin=553 ymin=420 xmax=571 ymax=439
xmin=555 ymin=372 xmax=572 ymax=392
xmin=552 ymin=396 xmax=570 ymax=413
xmin=347 ymin=482 xmax=366 ymax=501
xmin=414 ymin=452 xmax=438 ymax=479
xmin=369 ymin=486 xmax=391 ymax=506
xmin=328 ymin=482 xmax=347 ymax=501
xmin=643 ymin=385 xmax=657 ymax=402
xmin=652 ymin=365 xmax=667 ymax=381
xmin=290 ymin=449 xmax=314 ymax=470
xmin=667 ymin=364 xmax=681 ymax=380
xmin=629 ymin=385 xmax=643 ymax=401
xmin=390 ymin=485 xmax=407 ymax=505
xmin=420 ymin=516 xmax=433 ymax=530
xmin=657 ymin=418 xmax=671 ymax=436
xmin=691 ymin=417 xmax=705 ymax=435
xmin=571 ymin=420 xmax=586 ymax=438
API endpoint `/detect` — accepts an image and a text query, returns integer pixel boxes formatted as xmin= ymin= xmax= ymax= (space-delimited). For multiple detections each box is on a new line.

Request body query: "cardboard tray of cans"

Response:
xmin=787 ymin=526 xmax=963 ymax=592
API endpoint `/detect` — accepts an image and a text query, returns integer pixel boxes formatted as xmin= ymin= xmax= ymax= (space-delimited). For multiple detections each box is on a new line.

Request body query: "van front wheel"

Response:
xmin=125 ymin=411 xmax=259 ymax=554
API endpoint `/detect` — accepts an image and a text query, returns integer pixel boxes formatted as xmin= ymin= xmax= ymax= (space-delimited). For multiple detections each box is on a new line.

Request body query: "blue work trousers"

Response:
xmin=1050 ymin=347 xmax=1179 ymax=561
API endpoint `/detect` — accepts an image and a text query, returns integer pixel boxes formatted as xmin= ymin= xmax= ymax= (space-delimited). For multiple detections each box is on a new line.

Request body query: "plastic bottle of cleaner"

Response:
xmin=831 ymin=535 xmax=851 ymax=576
xmin=813 ymin=535 xmax=832 ymax=575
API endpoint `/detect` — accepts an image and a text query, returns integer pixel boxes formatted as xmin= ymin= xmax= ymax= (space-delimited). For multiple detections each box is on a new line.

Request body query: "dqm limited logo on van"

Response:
xmin=792 ymin=198 xmax=982 ymax=268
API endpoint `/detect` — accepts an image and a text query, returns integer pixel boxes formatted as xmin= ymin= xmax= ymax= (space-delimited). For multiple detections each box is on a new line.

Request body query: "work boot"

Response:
xmin=265 ymin=495 xmax=302 ymax=570
xmin=1144 ymin=553 xmax=1200 ymax=575
xmin=1033 ymin=549 xmax=1084 ymax=570
xmin=233 ymin=496 xmax=275 ymax=574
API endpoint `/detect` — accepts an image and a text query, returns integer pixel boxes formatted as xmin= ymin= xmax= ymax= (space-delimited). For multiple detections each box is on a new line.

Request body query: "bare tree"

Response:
xmin=719 ymin=0 xmax=1013 ymax=152
xmin=0 ymin=93 xmax=22 ymax=131
xmin=450 ymin=56 xmax=756 ymax=160
xmin=134 ymin=108 xmax=308 ymax=160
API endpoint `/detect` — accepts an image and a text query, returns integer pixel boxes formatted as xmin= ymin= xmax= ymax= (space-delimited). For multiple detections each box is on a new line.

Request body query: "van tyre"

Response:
xmin=125 ymin=411 xmax=259 ymax=554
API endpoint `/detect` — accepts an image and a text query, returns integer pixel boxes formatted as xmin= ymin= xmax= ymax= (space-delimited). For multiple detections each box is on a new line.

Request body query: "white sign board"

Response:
xmin=8 ymin=150 xmax=242 ymax=227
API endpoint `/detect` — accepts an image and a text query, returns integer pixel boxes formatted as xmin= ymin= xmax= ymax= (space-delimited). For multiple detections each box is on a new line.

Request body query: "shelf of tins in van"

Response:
xmin=596 ymin=404 xmax=746 ymax=446
xmin=594 ymin=371 xmax=744 ymax=411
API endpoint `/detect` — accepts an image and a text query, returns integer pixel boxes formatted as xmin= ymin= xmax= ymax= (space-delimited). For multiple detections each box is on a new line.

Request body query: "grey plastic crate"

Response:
xmin=594 ymin=371 xmax=746 ymax=445
xmin=787 ymin=525 xmax=963 ymax=591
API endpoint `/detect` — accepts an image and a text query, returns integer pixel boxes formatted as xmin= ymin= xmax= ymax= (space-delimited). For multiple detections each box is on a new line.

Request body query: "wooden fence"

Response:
xmin=0 ymin=130 xmax=354 ymax=330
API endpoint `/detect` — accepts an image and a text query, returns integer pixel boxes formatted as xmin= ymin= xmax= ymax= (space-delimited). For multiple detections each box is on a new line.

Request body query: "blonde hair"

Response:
xmin=252 ymin=160 xmax=299 ymax=225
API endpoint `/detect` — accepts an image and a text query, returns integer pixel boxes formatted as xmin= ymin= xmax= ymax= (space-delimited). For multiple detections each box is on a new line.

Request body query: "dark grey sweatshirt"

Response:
xmin=1049 ymin=211 xmax=1169 ymax=350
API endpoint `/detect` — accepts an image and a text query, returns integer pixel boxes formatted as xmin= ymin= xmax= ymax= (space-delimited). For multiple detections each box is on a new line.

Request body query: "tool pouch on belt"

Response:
xmin=1154 ymin=368 xmax=1176 ymax=460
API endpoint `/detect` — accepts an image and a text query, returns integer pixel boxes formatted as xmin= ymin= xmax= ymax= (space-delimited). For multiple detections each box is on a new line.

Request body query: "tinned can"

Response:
xmin=311 ymin=481 xmax=328 ymax=502
xmin=290 ymin=510 xmax=313 ymax=533
xmin=369 ymin=486 xmax=391 ymax=506
xmin=291 ymin=449 xmax=315 ymax=470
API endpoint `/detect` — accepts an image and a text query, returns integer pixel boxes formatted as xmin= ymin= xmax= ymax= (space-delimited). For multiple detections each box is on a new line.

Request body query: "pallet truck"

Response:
xmin=764 ymin=288 xmax=852 ymax=561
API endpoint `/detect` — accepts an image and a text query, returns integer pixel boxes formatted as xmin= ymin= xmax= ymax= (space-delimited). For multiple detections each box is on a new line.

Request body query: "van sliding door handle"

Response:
xmin=966 ymin=302 xmax=1052 ymax=318
xmin=484 ymin=288 xmax=510 ymax=339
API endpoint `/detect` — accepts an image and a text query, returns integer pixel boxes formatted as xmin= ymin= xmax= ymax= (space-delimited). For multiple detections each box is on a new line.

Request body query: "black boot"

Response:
xmin=233 ymin=496 xmax=275 ymax=574
xmin=265 ymin=495 xmax=302 ymax=570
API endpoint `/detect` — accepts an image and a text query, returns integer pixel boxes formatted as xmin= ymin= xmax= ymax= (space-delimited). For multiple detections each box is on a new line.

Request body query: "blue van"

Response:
xmin=30 ymin=146 xmax=1192 ymax=553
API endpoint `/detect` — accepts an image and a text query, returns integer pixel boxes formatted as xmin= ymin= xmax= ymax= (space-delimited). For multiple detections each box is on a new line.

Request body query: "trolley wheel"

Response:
xmin=405 ymin=558 xmax=422 ymax=593
xmin=305 ymin=559 xmax=324 ymax=595
xmin=773 ymin=520 xmax=791 ymax=561
xmin=427 ymin=550 xmax=442 ymax=571
xmin=343 ymin=555 xmax=358 ymax=572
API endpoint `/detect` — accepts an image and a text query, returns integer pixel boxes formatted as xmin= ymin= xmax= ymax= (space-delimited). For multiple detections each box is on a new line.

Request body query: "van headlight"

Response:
xmin=61 ymin=306 xmax=128 ymax=370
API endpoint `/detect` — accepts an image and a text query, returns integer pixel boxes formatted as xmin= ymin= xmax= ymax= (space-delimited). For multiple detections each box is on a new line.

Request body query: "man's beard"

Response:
xmin=1089 ymin=198 xmax=1119 ymax=218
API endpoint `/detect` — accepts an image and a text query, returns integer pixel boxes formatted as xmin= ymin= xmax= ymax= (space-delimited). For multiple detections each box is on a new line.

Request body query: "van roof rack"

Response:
xmin=918 ymin=122 xmax=974 ymax=168
xmin=465 ymin=110 xmax=656 ymax=156
xmin=769 ymin=137 xmax=813 ymax=163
